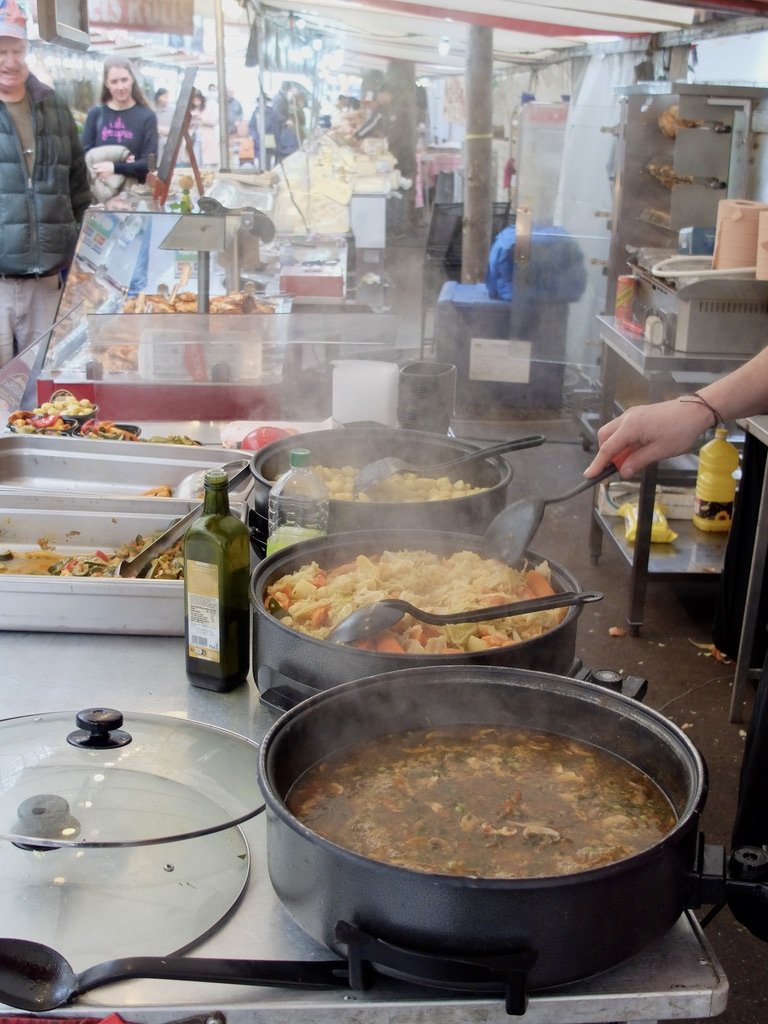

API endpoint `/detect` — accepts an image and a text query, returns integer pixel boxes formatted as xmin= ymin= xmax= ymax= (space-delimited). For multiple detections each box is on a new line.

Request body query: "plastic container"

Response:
xmin=267 ymin=448 xmax=329 ymax=556
xmin=692 ymin=428 xmax=739 ymax=533
xmin=183 ymin=469 xmax=251 ymax=691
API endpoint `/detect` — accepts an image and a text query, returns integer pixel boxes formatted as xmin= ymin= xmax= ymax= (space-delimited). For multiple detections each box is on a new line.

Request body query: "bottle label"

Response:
xmin=186 ymin=559 xmax=221 ymax=664
xmin=693 ymin=495 xmax=733 ymax=525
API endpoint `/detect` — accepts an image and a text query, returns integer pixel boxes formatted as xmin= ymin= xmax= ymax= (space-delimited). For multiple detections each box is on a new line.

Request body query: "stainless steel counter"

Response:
xmin=0 ymin=630 xmax=728 ymax=1023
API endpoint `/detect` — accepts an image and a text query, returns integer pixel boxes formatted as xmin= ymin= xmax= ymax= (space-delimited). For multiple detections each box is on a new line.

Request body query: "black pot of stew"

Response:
xmin=251 ymin=530 xmax=586 ymax=691
xmin=258 ymin=665 xmax=707 ymax=991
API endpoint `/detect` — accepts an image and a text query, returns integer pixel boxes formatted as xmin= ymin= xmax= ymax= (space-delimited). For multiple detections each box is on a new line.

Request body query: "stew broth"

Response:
xmin=287 ymin=724 xmax=676 ymax=878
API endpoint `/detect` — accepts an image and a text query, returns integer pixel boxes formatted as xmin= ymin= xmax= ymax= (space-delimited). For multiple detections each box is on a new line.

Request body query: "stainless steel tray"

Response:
xmin=0 ymin=434 xmax=254 ymax=504
xmin=0 ymin=494 xmax=250 ymax=635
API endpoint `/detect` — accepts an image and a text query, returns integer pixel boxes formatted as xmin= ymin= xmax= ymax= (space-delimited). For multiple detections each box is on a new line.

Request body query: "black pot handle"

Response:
xmin=257 ymin=665 xmax=321 ymax=713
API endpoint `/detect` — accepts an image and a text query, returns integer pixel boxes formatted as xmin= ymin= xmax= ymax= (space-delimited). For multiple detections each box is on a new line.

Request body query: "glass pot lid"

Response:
xmin=0 ymin=708 xmax=262 ymax=848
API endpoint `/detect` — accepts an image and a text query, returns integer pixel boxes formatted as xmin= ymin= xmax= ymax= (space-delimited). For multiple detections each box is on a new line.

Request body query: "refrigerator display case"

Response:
xmin=34 ymin=206 xmax=397 ymax=421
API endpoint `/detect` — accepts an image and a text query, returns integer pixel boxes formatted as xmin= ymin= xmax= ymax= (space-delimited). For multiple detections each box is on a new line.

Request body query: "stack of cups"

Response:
xmin=397 ymin=361 xmax=457 ymax=435
xmin=712 ymin=199 xmax=768 ymax=272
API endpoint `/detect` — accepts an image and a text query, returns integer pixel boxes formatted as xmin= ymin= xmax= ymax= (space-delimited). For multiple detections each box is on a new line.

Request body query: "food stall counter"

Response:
xmin=0 ymin=630 xmax=728 ymax=1024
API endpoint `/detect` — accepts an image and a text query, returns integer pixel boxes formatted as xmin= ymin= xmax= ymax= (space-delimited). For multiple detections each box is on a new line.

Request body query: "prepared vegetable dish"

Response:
xmin=264 ymin=549 xmax=565 ymax=653
xmin=7 ymin=410 xmax=77 ymax=435
xmin=0 ymin=536 xmax=183 ymax=579
xmin=287 ymin=724 xmax=677 ymax=878
xmin=310 ymin=464 xmax=485 ymax=503
xmin=80 ymin=419 xmax=142 ymax=441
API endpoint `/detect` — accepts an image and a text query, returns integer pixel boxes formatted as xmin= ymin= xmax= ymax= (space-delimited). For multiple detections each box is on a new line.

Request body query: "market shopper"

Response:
xmin=0 ymin=1 xmax=90 ymax=367
xmin=272 ymin=80 xmax=292 ymax=136
xmin=81 ymin=57 xmax=158 ymax=186
xmin=153 ymin=87 xmax=175 ymax=161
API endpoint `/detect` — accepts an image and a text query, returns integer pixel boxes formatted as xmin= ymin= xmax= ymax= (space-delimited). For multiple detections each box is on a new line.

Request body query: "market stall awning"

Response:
xmin=252 ymin=0 xmax=767 ymax=73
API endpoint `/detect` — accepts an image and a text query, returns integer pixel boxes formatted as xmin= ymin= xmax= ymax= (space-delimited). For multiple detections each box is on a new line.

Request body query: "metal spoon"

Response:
xmin=352 ymin=434 xmax=545 ymax=494
xmin=0 ymin=936 xmax=349 ymax=1012
xmin=116 ymin=461 xmax=252 ymax=578
xmin=484 ymin=450 xmax=632 ymax=566
xmin=326 ymin=590 xmax=602 ymax=645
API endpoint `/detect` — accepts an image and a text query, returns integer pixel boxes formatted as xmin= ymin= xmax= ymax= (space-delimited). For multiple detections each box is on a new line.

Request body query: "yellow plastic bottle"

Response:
xmin=692 ymin=427 xmax=739 ymax=532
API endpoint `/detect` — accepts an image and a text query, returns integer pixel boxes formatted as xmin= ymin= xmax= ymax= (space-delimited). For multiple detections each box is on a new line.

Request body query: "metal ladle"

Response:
xmin=326 ymin=591 xmax=602 ymax=645
xmin=483 ymin=450 xmax=632 ymax=566
xmin=352 ymin=434 xmax=545 ymax=494
xmin=0 ymin=936 xmax=348 ymax=1012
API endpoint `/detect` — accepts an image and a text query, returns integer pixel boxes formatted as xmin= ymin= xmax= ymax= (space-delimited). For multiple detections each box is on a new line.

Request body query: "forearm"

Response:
xmin=696 ymin=345 xmax=768 ymax=422
xmin=584 ymin=345 xmax=768 ymax=480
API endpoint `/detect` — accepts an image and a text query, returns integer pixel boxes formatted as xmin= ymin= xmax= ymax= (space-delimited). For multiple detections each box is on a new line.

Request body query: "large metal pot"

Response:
xmin=258 ymin=665 xmax=707 ymax=991
xmin=247 ymin=427 xmax=514 ymax=557
xmin=251 ymin=530 xmax=586 ymax=692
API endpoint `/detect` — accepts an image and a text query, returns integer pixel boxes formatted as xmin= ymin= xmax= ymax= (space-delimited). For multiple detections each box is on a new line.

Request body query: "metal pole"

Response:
xmin=257 ymin=3 xmax=267 ymax=170
xmin=463 ymin=25 xmax=494 ymax=284
xmin=213 ymin=0 xmax=230 ymax=171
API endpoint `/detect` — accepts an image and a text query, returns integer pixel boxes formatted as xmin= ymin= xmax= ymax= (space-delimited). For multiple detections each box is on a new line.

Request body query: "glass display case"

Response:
xmin=33 ymin=205 xmax=397 ymax=422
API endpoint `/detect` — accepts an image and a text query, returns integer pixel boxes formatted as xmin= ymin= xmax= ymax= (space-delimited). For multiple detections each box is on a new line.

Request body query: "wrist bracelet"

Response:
xmin=679 ymin=392 xmax=723 ymax=429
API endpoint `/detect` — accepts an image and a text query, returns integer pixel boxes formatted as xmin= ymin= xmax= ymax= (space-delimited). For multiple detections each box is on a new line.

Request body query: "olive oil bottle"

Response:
xmin=184 ymin=469 xmax=250 ymax=691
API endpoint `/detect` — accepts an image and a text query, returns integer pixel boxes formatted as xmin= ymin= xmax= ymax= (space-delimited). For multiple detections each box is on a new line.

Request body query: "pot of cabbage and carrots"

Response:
xmin=251 ymin=529 xmax=587 ymax=694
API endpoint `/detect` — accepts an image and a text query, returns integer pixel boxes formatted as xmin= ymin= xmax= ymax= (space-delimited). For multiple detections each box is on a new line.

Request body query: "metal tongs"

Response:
xmin=115 ymin=460 xmax=251 ymax=579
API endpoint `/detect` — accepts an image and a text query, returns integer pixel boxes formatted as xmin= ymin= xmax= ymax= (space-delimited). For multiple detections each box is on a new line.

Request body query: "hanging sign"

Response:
xmin=88 ymin=0 xmax=193 ymax=36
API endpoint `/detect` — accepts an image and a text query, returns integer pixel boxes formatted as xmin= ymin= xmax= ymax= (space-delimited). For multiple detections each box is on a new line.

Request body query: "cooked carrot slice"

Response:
xmin=524 ymin=570 xmax=555 ymax=598
xmin=310 ymin=603 xmax=331 ymax=628
xmin=374 ymin=632 xmax=406 ymax=654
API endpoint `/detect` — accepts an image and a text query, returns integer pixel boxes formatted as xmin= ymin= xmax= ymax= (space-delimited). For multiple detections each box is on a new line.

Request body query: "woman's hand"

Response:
xmin=584 ymin=398 xmax=714 ymax=480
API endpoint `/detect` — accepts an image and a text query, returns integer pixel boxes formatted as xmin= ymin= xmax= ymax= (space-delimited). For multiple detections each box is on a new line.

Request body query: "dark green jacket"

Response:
xmin=0 ymin=73 xmax=91 ymax=276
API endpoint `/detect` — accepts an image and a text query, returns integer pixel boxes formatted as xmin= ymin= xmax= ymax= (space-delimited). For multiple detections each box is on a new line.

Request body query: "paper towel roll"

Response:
xmin=713 ymin=199 xmax=768 ymax=270
xmin=757 ymin=210 xmax=768 ymax=281
xmin=332 ymin=360 xmax=399 ymax=427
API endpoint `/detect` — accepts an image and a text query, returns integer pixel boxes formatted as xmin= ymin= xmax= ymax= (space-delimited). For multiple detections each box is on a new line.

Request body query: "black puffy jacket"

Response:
xmin=0 ymin=73 xmax=91 ymax=276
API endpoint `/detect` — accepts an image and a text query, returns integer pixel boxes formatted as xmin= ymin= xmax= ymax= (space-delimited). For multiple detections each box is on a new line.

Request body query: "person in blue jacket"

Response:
xmin=82 ymin=57 xmax=158 ymax=186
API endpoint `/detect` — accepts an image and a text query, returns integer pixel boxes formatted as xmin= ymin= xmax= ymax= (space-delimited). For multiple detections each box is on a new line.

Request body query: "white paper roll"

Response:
xmin=332 ymin=360 xmax=399 ymax=427
xmin=713 ymin=199 xmax=768 ymax=270
xmin=757 ymin=210 xmax=768 ymax=281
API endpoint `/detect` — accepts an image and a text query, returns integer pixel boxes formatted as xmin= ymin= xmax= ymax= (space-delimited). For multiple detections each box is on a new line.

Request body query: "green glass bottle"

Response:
xmin=183 ymin=469 xmax=250 ymax=691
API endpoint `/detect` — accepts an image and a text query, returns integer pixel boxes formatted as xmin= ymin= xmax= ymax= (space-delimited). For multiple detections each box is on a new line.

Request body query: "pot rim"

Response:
xmin=258 ymin=664 xmax=708 ymax=889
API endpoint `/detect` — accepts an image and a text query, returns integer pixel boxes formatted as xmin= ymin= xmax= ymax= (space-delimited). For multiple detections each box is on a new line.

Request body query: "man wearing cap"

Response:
xmin=0 ymin=0 xmax=90 ymax=367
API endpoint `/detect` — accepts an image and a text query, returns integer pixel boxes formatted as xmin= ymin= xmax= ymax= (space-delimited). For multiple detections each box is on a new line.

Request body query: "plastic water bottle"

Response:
xmin=184 ymin=469 xmax=251 ymax=691
xmin=692 ymin=428 xmax=739 ymax=533
xmin=267 ymin=448 xmax=329 ymax=556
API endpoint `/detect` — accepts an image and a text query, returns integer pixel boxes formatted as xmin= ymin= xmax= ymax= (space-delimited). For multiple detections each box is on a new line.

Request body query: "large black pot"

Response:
xmin=258 ymin=665 xmax=707 ymax=992
xmin=251 ymin=530 xmax=586 ymax=693
xmin=247 ymin=427 xmax=514 ymax=557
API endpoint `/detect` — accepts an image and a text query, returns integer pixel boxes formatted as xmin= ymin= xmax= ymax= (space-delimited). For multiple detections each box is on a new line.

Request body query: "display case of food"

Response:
xmin=34 ymin=206 xmax=398 ymax=422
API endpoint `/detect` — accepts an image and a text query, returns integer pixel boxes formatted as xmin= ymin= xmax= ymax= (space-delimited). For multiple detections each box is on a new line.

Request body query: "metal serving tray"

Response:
xmin=0 ymin=434 xmax=254 ymax=504
xmin=0 ymin=493 xmax=250 ymax=635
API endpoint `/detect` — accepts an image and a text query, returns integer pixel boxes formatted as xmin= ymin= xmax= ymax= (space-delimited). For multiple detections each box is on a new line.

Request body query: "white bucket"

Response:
xmin=332 ymin=360 xmax=399 ymax=427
